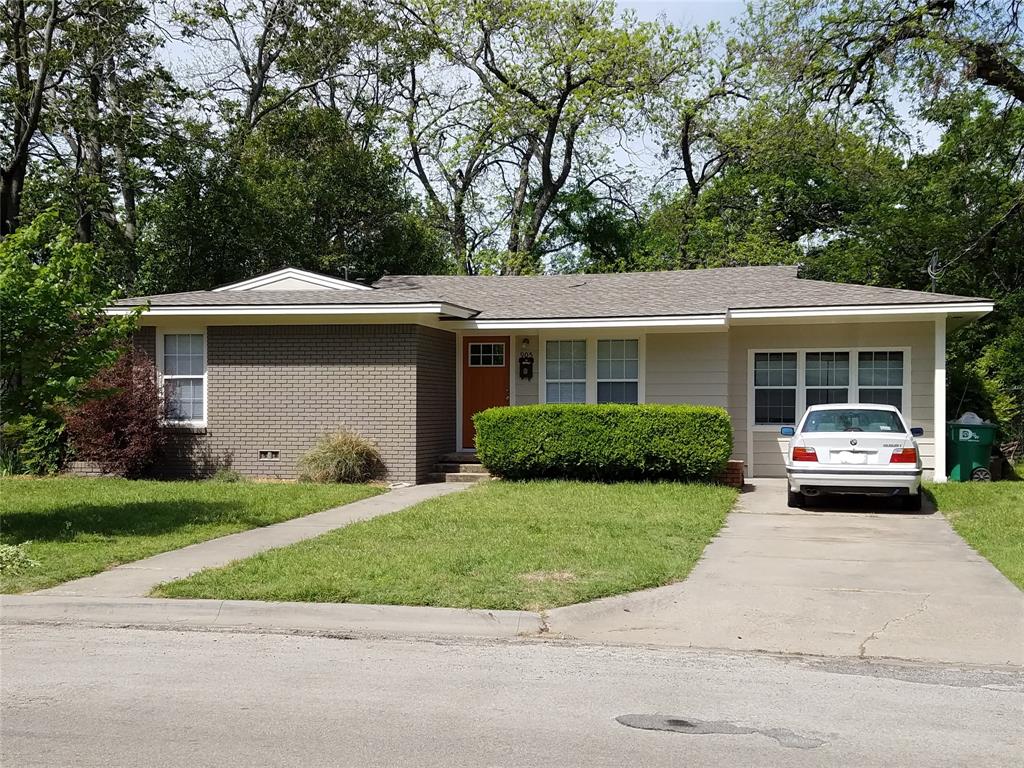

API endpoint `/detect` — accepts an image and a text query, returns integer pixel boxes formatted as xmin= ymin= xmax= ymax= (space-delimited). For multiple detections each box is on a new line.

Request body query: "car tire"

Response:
xmin=902 ymin=492 xmax=923 ymax=512
xmin=787 ymin=489 xmax=804 ymax=509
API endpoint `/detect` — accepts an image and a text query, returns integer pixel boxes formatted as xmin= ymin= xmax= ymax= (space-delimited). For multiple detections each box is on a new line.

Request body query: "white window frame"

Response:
xmin=748 ymin=346 xmax=912 ymax=432
xmin=751 ymin=351 xmax=799 ymax=426
xmin=538 ymin=332 xmax=646 ymax=405
xmin=156 ymin=329 xmax=208 ymax=427
xmin=855 ymin=350 xmax=907 ymax=410
xmin=542 ymin=338 xmax=588 ymax=404
xmin=596 ymin=338 xmax=641 ymax=404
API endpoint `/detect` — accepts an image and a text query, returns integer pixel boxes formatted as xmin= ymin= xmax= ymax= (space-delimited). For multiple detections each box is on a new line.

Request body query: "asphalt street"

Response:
xmin=2 ymin=623 xmax=1021 ymax=767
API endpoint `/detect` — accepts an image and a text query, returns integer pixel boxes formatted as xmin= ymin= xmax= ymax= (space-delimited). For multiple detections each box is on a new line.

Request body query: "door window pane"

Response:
xmin=469 ymin=342 xmax=505 ymax=367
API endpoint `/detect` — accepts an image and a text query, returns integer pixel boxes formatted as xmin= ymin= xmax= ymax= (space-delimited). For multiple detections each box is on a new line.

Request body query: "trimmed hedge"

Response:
xmin=474 ymin=404 xmax=733 ymax=481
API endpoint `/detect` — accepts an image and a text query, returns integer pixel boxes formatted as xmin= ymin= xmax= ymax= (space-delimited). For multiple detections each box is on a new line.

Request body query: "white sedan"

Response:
xmin=782 ymin=403 xmax=924 ymax=511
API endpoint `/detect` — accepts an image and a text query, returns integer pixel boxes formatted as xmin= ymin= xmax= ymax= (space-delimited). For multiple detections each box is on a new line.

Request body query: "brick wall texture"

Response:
xmin=137 ymin=324 xmax=456 ymax=483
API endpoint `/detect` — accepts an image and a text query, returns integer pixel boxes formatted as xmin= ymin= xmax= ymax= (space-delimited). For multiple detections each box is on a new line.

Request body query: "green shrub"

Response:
xmin=1 ymin=414 xmax=66 ymax=475
xmin=210 ymin=468 xmax=244 ymax=483
xmin=474 ymin=404 xmax=733 ymax=481
xmin=0 ymin=543 xmax=40 ymax=577
xmin=297 ymin=430 xmax=384 ymax=483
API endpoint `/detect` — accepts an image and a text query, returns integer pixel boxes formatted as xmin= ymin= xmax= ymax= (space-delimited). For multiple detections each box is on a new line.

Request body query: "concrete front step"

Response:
xmin=439 ymin=452 xmax=480 ymax=464
xmin=435 ymin=462 xmax=488 ymax=473
xmin=426 ymin=472 xmax=491 ymax=484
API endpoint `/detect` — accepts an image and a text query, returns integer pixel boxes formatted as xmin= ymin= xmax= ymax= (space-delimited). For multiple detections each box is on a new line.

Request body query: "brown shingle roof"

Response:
xmin=116 ymin=265 xmax=983 ymax=319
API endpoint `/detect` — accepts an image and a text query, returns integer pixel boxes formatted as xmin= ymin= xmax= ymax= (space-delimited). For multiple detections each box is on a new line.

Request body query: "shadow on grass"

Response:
xmin=0 ymin=500 xmax=261 ymax=543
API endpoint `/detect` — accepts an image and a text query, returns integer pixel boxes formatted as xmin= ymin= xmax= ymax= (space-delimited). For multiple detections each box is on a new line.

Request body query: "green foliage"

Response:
xmin=474 ymin=404 xmax=733 ymax=481
xmin=136 ymin=111 xmax=447 ymax=292
xmin=752 ymin=0 xmax=1024 ymax=126
xmin=297 ymin=430 xmax=384 ymax=484
xmin=1 ymin=414 xmax=66 ymax=476
xmin=976 ymin=317 xmax=1024 ymax=441
xmin=0 ymin=212 xmax=139 ymax=424
xmin=210 ymin=469 xmax=245 ymax=484
xmin=0 ymin=543 xmax=40 ymax=578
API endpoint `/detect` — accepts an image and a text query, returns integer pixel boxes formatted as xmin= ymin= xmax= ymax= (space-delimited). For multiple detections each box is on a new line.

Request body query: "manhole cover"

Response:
xmin=616 ymin=714 xmax=826 ymax=750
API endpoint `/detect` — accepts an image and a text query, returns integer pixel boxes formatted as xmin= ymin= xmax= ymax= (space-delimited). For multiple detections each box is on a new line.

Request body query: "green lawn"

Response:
xmin=0 ymin=477 xmax=381 ymax=593
xmin=929 ymin=481 xmax=1024 ymax=590
xmin=155 ymin=480 xmax=738 ymax=610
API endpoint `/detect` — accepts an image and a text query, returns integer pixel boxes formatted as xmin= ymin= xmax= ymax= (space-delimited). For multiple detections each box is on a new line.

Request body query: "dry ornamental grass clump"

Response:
xmin=298 ymin=430 xmax=383 ymax=483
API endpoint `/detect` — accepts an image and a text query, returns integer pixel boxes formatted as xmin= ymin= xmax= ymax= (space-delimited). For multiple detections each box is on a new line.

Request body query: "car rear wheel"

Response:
xmin=902 ymin=492 xmax=922 ymax=512
xmin=787 ymin=489 xmax=804 ymax=508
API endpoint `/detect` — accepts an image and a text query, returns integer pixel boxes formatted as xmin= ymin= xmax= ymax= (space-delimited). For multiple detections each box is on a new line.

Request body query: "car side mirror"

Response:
xmin=911 ymin=427 xmax=924 ymax=437
xmin=780 ymin=426 xmax=795 ymax=437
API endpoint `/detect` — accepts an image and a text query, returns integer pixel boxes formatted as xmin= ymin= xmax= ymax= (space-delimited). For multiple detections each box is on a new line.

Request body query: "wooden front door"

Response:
xmin=462 ymin=336 xmax=510 ymax=449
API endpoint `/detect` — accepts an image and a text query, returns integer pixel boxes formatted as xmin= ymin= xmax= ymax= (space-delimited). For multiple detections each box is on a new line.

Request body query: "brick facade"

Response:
xmin=139 ymin=324 xmax=456 ymax=483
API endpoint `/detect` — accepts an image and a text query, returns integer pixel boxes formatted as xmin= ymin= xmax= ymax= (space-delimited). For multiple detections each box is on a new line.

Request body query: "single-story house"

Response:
xmin=109 ymin=265 xmax=993 ymax=483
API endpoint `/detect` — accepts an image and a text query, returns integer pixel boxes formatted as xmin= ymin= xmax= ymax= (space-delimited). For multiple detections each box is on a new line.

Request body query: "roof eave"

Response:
xmin=728 ymin=301 xmax=994 ymax=323
xmin=105 ymin=302 xmax=477 ymax=319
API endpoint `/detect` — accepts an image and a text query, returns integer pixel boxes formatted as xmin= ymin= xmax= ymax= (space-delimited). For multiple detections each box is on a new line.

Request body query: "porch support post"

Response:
xmin=933 ymin=316 xmax=947 ymax=482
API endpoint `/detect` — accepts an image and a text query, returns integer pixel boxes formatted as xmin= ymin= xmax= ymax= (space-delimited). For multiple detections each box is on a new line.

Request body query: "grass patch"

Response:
xmin=929 ymin=481 xmax=1024 ymax=590
xmin=154 ymin=480 xmax=737 ymax=610
xmin=0 ymin=477 xmax=381 ymax=593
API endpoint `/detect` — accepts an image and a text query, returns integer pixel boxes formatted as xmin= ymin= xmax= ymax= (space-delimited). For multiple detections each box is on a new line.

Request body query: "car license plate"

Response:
xmin=838 ymin=451 xmax=867 ymax=465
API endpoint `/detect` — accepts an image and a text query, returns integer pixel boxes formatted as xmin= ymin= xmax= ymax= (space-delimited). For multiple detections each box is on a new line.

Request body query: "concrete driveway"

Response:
xmin=548 ymin=479 xmax=1024 ymax=666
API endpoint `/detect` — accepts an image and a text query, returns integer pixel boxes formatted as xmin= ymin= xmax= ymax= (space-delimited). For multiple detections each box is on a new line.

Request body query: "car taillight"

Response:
xmin=890 ymin=448 xmax=917 ymax=464
xmin=792 ymin=446 xmax=817 ymax=462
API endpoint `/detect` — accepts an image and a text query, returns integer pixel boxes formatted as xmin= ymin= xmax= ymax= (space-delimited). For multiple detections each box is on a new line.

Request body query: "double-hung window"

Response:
xmin=545 ymin=340 xmax=586 ymax=403
xmin=753 ymin=352 xmax=798 ymax=424
xmin=752 ymin=349 xmax=907 ymax=426
xmin=597 ymin=339 xmax=639 ymax=404
xmin=162 ymin=333 xmax=206 ymax=424
xmin=805 ymin=352 xmax=850 ymax=406
xmin=858 ymin=351 xmax=904 ymax=409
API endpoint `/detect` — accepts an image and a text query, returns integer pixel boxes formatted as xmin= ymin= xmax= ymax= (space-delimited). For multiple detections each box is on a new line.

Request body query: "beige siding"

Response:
xmin=645 ymin=332 xmax=729 ymax=407
xmin=513 ymin=334 xmax=540 ymax=405
xmin=728 ymin=321 xmax=935 ymax=478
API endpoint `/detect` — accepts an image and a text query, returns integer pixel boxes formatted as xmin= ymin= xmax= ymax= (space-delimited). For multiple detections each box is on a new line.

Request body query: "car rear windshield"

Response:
xmin=801 ymin=409 xmax=905 ymax=433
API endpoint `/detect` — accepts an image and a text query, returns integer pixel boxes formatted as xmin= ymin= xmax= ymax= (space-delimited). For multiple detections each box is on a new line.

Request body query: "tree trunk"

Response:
xmin=76 ymin=60 xmax=105 ymax=243
xmin=1 ymin=160 xmax=27 ymax=236
xmin=505 ymin=138 xmax=536 ymax=274
xmin=106 ymin=57 xmax=137 ymax=246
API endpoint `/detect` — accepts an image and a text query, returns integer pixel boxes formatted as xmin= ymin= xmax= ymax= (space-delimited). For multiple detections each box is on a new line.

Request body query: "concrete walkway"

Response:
xmin=34 ymin=483 xmax=473 ymax=598
xmin=548 ymin=479 xmax=1024 ymax=667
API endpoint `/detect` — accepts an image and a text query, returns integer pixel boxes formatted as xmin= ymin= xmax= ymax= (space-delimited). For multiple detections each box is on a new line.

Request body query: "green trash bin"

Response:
xmin=947 ymin=422 xmax=998 ymax=481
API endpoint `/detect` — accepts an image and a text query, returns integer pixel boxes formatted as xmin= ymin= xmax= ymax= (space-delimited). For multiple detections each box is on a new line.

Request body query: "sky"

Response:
xmin=621 ymin=0 xmax=746 ymax=26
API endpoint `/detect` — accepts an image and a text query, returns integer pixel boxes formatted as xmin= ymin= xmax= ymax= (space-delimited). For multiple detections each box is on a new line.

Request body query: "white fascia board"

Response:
xmin=453 ymin=314 xmax=727 ymax=330
xmin=106 ymin=302 xmax=475 ymax=318
xmin=728 ymin=302 xmax=994 ymax=321
xmin=212 ymin=268 xmax=374 ymax=291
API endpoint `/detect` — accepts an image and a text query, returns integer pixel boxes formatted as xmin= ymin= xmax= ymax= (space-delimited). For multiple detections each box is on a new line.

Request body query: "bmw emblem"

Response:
xmin=850 ymin=439 xmax=858 ymax=446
